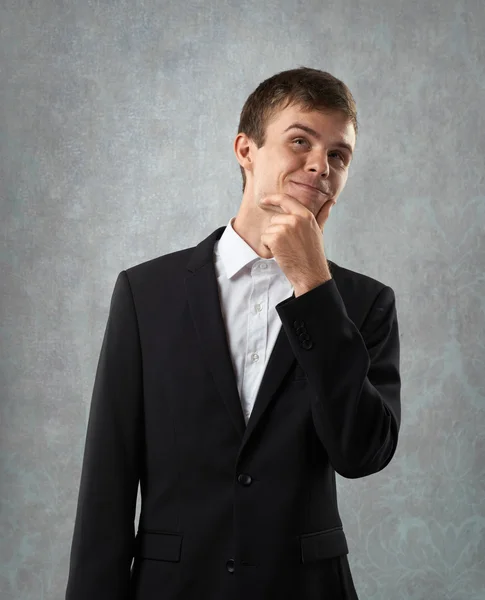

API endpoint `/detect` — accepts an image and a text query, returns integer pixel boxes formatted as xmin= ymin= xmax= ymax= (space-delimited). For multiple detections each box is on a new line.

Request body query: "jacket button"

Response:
xmin=226 ymin=558 xmax=235 ymax=573
xmin=302 ymin=339 xmax=313 ymax=349
xmin=237 ymin=473 xmax=252 ymax=486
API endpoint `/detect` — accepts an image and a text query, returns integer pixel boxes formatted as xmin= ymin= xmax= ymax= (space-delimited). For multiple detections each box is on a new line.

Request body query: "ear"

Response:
xmin=234 ymin=132 xmax=254 ymax=174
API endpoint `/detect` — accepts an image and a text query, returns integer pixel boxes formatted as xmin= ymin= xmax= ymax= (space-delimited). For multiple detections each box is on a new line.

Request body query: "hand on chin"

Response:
xmin=259 ymin=189 xmax=313 ymax=215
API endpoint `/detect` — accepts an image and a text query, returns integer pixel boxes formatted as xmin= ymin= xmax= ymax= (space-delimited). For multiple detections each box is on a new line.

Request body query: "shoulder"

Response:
xmin=123 ymin=246 xmax=195 ymax=287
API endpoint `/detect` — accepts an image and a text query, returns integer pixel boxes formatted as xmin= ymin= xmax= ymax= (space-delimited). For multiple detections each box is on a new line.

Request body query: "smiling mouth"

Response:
xmin=291 ymin=181 xmax=325 ymax=194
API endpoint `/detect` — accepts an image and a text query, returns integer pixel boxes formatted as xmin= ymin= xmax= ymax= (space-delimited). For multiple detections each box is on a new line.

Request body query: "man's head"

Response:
xmin=234 ymin=67 xmax=358 ymax=219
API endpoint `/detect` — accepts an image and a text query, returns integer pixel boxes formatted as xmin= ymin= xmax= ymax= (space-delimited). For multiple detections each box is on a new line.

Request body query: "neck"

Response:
xmin=232 ymin=194 xmax=274 ymax=259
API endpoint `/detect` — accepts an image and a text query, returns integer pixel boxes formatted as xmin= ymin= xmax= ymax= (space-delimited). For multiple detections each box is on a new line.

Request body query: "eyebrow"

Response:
xmin=283 ymin=122 xmax=353 ymax=157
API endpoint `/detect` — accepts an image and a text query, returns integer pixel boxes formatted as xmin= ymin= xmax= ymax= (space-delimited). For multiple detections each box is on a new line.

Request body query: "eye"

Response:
xmin=293 ymin=139 xmax=345 ymax=163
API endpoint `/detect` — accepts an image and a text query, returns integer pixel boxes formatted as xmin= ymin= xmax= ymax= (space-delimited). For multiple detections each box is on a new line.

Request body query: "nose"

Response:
xmin=307 ymin=151 xmax=329 ymax=177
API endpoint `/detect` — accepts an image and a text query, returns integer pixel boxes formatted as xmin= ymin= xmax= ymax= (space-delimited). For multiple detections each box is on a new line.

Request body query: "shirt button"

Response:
xmin=226 ymin=558 xmax=235 ymax=573
xmin=251 ymin=353 xmax=259 ymax=362
xmin=260 ymin=262 xmax=268 ymax=269
xmin=255 ymin=303 xmax=262 ymax=312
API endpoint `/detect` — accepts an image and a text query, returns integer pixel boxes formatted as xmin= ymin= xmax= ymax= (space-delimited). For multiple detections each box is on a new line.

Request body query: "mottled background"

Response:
xmin=1 ymin=0 xmax=484 ymax=598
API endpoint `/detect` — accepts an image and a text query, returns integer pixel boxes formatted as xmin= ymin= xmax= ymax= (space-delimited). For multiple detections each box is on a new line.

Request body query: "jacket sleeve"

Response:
xmin=65 ymin=270 xmax=143 ymax=600
xmin=275 ymin=278 xmax=401 ymax=479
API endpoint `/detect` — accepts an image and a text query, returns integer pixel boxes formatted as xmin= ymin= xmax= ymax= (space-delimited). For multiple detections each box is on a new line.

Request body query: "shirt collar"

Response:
xmin=215 ymin=217 xmax=294 ymax=290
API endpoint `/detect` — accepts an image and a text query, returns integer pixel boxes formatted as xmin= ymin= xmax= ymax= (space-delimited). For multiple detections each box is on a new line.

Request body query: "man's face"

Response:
xmin=239 ymin=103 xmax=356 ymax=216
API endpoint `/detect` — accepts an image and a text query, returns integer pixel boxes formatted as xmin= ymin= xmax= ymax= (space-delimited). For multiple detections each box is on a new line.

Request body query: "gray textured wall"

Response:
xmin=1 ymin=1 xmax=484 ymax=598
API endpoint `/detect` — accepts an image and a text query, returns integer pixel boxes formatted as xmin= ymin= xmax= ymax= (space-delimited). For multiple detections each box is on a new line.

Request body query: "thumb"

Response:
xmin=316 ymin=199 xmax=335 ymax=229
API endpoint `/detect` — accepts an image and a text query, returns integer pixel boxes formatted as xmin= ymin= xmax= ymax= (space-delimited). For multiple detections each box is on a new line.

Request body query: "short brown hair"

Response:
xmin=236 ymin=66 xmax=359 ymax=192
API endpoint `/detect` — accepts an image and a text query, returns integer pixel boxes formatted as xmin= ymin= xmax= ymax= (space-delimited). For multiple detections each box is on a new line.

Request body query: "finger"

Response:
xmin=316 ymin=200 xmax=335 ymax=229
xmin=261 ymin=194 xmax=306 ymax=214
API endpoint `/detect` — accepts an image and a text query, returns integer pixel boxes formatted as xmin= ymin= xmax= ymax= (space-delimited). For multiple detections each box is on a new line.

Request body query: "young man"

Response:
xmin=65 ymin=67 xmax=401 ymax=600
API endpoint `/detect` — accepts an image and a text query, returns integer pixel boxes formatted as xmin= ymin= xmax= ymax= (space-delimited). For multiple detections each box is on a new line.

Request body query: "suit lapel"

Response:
xmin=185 ymin=226 xmax=299 ymax=443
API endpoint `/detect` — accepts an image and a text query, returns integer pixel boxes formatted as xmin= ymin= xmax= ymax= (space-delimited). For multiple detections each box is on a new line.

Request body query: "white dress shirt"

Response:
xmin=213 ymin=216 xmax=295 ymax=426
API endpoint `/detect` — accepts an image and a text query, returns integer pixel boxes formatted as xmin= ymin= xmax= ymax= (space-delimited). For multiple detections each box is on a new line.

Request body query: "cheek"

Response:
xmin=337 ymin=172 xmax=348 ymax=188
xmin=279 ymin=154 xmax=300 ymax=175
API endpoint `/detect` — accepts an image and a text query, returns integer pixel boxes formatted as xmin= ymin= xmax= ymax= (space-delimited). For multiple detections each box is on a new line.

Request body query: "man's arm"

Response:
xmin=276 ymin=280 xmax=401 ymax=479
xmin=65 ymin=271 xmax=143 ymax=600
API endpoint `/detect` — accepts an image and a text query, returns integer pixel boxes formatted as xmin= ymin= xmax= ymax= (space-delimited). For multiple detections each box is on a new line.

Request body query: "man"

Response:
xmin=65 ymin=67 xmax=401 ymax=600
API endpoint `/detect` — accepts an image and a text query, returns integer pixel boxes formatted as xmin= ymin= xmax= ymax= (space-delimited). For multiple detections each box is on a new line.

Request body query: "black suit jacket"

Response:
xmin=65 ymin=225 xmax=401 ymax=600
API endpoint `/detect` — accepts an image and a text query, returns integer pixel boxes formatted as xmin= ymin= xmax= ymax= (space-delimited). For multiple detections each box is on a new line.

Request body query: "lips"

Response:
xmin=291 ymin=181 xmax=326 ymax=195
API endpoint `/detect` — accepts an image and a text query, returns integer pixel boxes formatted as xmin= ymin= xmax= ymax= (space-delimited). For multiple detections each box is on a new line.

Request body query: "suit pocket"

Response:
xmin=134 ymin=530 xmax=184 ymax=562
xmin=299 ymin=526 xmax=349 ymax=563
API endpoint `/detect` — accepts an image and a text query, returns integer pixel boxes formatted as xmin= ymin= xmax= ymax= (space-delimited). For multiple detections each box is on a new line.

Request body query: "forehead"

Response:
xmin=268 ymin=103 xmax=355 ymax=147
